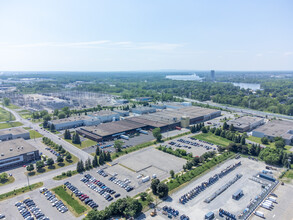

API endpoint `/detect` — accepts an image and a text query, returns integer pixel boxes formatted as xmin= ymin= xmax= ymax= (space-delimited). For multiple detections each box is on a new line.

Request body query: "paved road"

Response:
xmin=2 ymin=106 xmax=93 ymax=161
xmin=178 ymin=97 xmax=293 ymax=120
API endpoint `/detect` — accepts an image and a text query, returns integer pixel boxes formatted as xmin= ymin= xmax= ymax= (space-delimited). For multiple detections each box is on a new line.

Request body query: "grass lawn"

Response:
xmin=52 ymin=186 xmax=88 ymax=216
xmin=0 ymin=121 xmax=23 ymax=129
xmin=65 ymin=138 xmax=96 ymax=149
xmin=193 ymin=132 xmax=232 ymax=147
xmin=23 ymin=127 xmax=31 ymax=130
xmin=0 ymin=182 xmax=43 ymax=201
xmin=247 ymin=136 xmax=292 ymax=151
xmin=29 ymin=130 xmax=43 ymax=139
xmin=0 ymin=107 xmax=15 ymax=122
xmin=0 ymin=176 xmax=15 ymax=186
xmin=247 ymin=136 xmax=275 ymax=148
xmin=284 ymin=170 xmax=293 ymax=179
xmin=26 ymin=155 xmax=78 ymax=177
xmin=6 ymin=104 xmax=20 ymax=109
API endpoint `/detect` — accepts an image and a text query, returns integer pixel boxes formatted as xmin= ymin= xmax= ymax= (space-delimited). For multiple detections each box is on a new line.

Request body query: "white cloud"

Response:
xmin=284 ymin=51 xmax=293 ymax=56
xmin=256 ymin=53 xmax=263 ymax=57
xmin=0 ymin=40 xmax=183 ymax=51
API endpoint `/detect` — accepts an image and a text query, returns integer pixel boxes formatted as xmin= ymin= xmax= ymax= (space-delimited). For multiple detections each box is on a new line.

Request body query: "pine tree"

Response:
xmin=241 ymin=136 xmax=246 ymax=145
xmin=99 ymin=152 xmax=105 ymax=165
xmin=96 ymin=146 xmax=100 ymax=156
xmin=106 ymin=152 xmax=111 ymax=161
xmin=92 ymin=155 xmax=98 ymax=167
xmin=80 ymin=160 xmax=85 ymax=171
xmin=50 ymin=123 xmax=55 ymax=131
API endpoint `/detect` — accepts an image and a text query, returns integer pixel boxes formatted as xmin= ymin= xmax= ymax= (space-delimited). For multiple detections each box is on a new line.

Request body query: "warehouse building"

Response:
xmin=227 ymin=116 xmax=264 ymax=132
xmin=78 ymin=106 xmax=221 ymax=141
xmin=48 ymin=110 xmax=120 ymax=130
xmin=114 ymin=110 xmax=130 ymax=117
xmin=131 ymin=107 xmax=156 ymax=115
xmin=0 ymin=139 xmax=40 ymax=170
xmin=0 ymin=127 xmax=30 ymax=141
xmin=252 ymin=120 xmax=293 ymax=145
xmin=77 ymin=120 xmax=146 ymax=141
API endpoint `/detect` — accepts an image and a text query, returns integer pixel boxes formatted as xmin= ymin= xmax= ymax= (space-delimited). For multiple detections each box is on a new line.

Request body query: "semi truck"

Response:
xmin=142 ymin=176 xmax=150 ymax=183
xmin=254 ymin=211 xmax=264 ymax=218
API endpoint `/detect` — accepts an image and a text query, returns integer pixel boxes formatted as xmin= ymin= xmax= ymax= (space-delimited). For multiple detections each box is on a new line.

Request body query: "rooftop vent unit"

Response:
xmin=1 ymin=153 xmax=4 ymax=156
xmin=10 ymin=148 xmax=13 ymax=151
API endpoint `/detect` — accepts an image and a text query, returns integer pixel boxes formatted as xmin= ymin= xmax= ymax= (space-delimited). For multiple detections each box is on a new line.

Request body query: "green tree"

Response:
xmin=157 ymin=182 xmax=169 ymax=198
xmin=241 ymin=136 xmax=246 ymax=145
xmin=201 ymin=126 xmax=208 ymax=133
xmin=152 ymin=128 xmax=162 ymax=142
xmin=229 ymin=124 xmax=235 ymax=131
xmin=36 ymin=161 xmax=44 ymax=171
xmin=57 ymin=156 xmax=64 ymax=163
xmin=72 ymin=132 xmax=81 ymax=144
xmin=114 ymin=140 xmax=123 ymax=152
xmin=140 ymin=192 xmax=148 ymax=201
xmin=50 ymin=123 xmax=56 ymax=132
xmin=65 ymin=152 xmax=72 ymax=161
xmin=47 ymin=158 xmax=54 ymax=166
xmin=53 ymin=109 xmax=59 ymax=116
xmin=26 ymin=164 xmax=34 ymax=172
xmin=92 ymin=155 xmax=99 ymax=167
xmin=275 ymin=140 xmax=285 ymax=149
xmin=170 ymin=170 xmax=175 ymax=178
xmin=43 ymin=114 xmax=51 ymax=121
xmin=151 ymin=179 xmax=160 ymax=195
xmin=261 ymin=137 xmax=269 ymax=145
xmin=0 ymin=173 xmax=8 ymax=182
xmin=58 ymin=112 xmax=66 ymax=119
xmin=3 ymin=98 xmax=10 ymax=106
xmin=223 ymin=121 xmax=229 ymax=130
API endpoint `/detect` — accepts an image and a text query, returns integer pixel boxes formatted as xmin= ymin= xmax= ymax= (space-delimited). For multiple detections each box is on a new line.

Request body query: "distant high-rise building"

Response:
xmin=211 ymin=70 xmax=215 ymax=81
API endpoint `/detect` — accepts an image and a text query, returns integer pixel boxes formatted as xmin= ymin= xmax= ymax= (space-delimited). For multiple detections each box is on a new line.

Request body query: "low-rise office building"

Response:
xmin=252 ymin=120 xmax=293 ymax=145
xmin=0 ymin=127 xmax=30 ymax=141
xmin=0 ymin=139 xmax=40 ymax=170
xmin=227 ymin=116 xmax=264 ymax=132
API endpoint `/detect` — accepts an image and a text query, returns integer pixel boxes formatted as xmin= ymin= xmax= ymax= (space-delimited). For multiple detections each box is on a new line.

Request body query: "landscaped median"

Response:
xmin=52 ymin=185 xmax=89 ymax=217
xmin=167 ymin=151 xmax=234 ymax=191
xmin=0 ymin=182 xmax=43 ymax=201
xmin=0 ymin=176 xmax=15 ymax=186
xmin=0 ymin=121 xmax=23 ymax=129
xmin=53 ymin=170 xmax=78 ymax=180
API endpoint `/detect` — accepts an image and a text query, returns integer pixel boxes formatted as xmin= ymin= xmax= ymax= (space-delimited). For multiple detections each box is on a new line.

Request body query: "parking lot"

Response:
xmin=157 ymin=157 xmax=274 ymax=220
xmin=83 ymin=132 xmax=155 ymax=155
xmin=251 ymin=183 xmax=293 ymax=220
xmin=162 ymin=136 xmax=217 ymax=157
xmin=27 ymin=139 xmax=57 ymax=160
xmin=0 ymin=187 xmax=75 ymax=220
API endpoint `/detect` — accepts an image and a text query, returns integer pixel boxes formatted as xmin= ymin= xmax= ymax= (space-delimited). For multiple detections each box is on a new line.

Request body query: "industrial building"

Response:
xmin=0 ymin=127 xmax=30 ymax=141
xmin=131 ymin=107 xmax=156 ymax=115
xmin=48 ymin=110 xmax=120 ymax=130
xmin=252 ymin=120 xmax=293 ymax=145
xmin=136 ymin=97 xmax=152 ymax=102
xmin=78 ymin=106 xmax=221 ymax=142
xmin=227 ymin=116 xmax=264 ymax=132
xmin=0 ymin=139 xmax=40 ymax=170
xmin=116 ymin=99 xmax=129 ymax=104
xmin=114 ymin=110 xmax=130 ymax=117
xmin=77 ymin=120 xmax=146 ymax=142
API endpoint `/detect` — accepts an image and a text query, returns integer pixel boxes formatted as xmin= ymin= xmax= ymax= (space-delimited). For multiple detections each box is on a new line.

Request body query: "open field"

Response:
xmin=65 ymin=138 xmax=96 ymax=149
xmin=0 ymin=107 xmax=15 ymax=122
xmin=6 ymin=104 xmax=20 ymax=109
xmin=193 ymin=132 xmax=233 ymax=147
xmin=29 ymin=130 xmax=44 ymax=138
xmin=52 ymin=186 xmax=88 ymax=216
xmin=0 ymin=121 xmax=23 ymax=129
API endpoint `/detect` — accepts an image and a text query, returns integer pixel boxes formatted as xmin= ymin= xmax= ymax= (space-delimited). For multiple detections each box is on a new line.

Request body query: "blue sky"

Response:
xmin=0 ymin=0 xmax=292 ymax=71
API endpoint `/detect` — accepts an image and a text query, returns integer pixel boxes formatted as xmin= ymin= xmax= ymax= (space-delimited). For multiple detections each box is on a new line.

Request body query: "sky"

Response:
xmin=0 ymin=0 xmax=292 ymax=71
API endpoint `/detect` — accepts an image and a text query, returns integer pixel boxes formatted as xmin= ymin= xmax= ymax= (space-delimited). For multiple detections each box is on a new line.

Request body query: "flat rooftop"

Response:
xmin=254 ymin=120 xmax=293 ymax=138
xmin=0 ymin=127 xmax=29 ymax=136
xmin=80 ymin=120 xmax=146 ymax=137
xmin=0 ymin=139 xmax=37 ymax=160
xmin=227 ymin=116 xmax=263 ymax=129
xmin=89 ymin=110 xmax=118 ymax=117
xmin=50 ymin=115 xmax=97 ymax=124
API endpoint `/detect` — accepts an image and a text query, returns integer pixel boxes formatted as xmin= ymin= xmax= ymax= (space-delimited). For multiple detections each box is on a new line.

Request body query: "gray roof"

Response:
xmin=254 ymin=120 xmax=293 ymax=139
xmin=0 ymin=127 xmax=29 ymax=136
xmin=227 ymin=116 xmax=263 ymax=129
xmin=0 ymin=139 xmax=37 ymax=160
xmin=50 ymin=115 xmax=97 ymax=124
